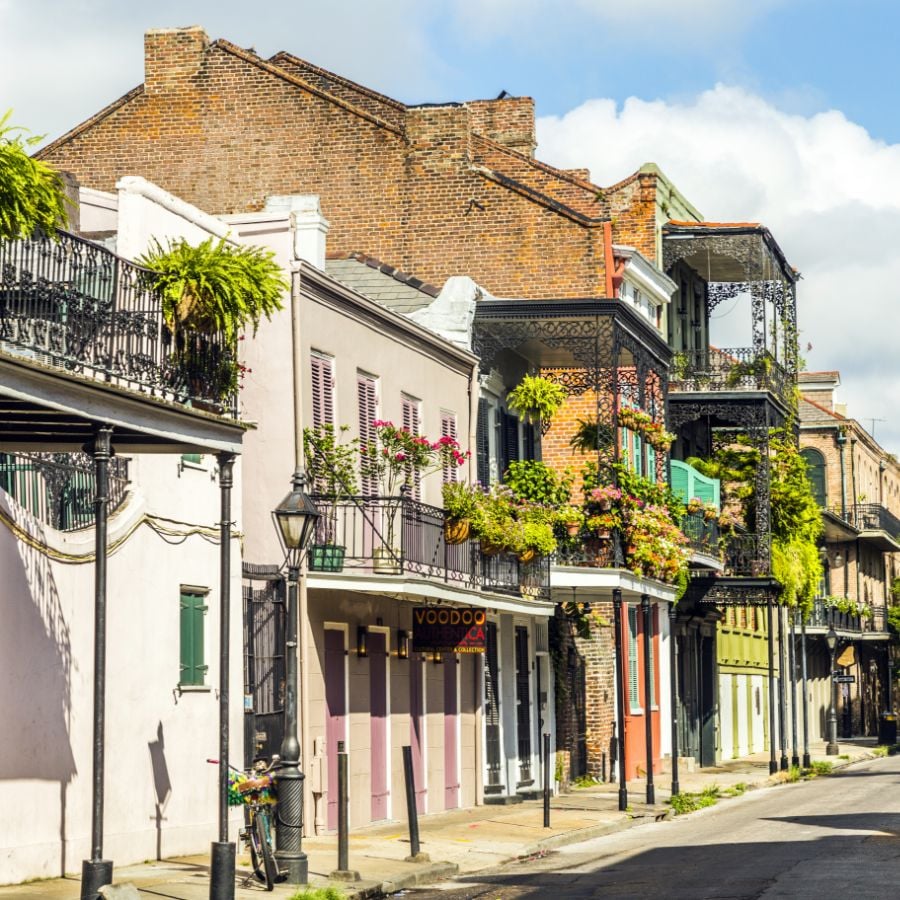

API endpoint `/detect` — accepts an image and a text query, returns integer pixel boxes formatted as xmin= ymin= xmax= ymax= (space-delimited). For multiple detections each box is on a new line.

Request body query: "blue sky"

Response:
xmin=3 ymin=0 xmax=900 ymax=450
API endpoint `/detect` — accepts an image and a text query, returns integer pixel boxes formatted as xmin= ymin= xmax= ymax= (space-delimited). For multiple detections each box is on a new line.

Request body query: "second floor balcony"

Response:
xmin=0 ymin=230 xmax=238 ymax=416
xmin=308 ymin=494 xmax=550 ymax=602
xmin=806 ymin=598 xmax=890 ymax=637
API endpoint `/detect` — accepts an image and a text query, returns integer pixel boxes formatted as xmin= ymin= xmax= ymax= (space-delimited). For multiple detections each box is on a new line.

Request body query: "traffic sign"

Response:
xmin=833 ymin=674 xmax=855 ymax=683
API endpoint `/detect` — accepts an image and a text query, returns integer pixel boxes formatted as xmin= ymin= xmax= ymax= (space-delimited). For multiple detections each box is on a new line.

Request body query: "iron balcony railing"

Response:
xmin=722 ymin=532 xmax=771 ymax=577
xmin=845 ymin=503 xmax=900 ymax=538
xmin=807 ymin=598 xmax=892 ymax=634
xmin=680 ymin=510 xmax=720 ymax=557
xmin=0 ymin=230 xmax=237 ymax=414
xmin=0 ymin=451 xmax=130 ymax=531
xmin=670 ymin=347 xmax=789 ymax=402
xmin=308 ymin=495 xmax=550 ymax=601
xmin=555 ymin=530 xmax=624 ymax=569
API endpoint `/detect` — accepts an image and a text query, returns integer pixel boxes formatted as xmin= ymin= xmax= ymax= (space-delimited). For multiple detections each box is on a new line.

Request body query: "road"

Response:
xmin=408 ymin=755 xmax=900 ymax=899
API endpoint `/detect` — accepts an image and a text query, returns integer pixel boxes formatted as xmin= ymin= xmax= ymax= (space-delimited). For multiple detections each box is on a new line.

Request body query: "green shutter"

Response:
xmin=633 ymin=432 xmax=643 ymax=477
xmin=669 ymin=459 xmax=690 ymax=501
xmin=648 ymin=444 xmax=657 ymax=480
xmin=628 ymin=607 xmax=640 ymax=712
xmin=181 ymin=453 xmax=203 ymax=465
xmin=180 ymin=590 xmax=207 ymax=686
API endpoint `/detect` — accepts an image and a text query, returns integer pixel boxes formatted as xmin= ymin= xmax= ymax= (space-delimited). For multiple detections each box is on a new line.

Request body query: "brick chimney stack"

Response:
xmin=144 ymin=26 xmax=209 ymax=94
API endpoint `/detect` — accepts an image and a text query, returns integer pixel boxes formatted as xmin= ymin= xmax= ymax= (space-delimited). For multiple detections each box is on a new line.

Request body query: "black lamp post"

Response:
xmin=272 ymin=469 xmax=320 ymax=884
xmin=825 ymin=627 xmax=840 ymax=756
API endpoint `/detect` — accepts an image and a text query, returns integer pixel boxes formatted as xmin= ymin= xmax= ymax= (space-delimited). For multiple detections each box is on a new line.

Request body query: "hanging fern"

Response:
xmin=139 ymin=236 xmax=288 ymax=341
xmin=0 ymin=111 xmax=69 ymax=240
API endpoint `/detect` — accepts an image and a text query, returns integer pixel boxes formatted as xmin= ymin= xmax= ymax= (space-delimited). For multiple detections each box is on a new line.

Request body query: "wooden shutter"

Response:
xmin=628 ymin=606 xmax=640 ymax=713
xmin=311 ymin=354 xmax=335 ymax=429
xmin=179 ymin=590 xmax=208 ymax=686
xmin=358 ymin=373 xmax=378 ymax=495
xmin=501 ymin=411 xmax=520 ymax=478
xmin=476 ymin=398 xmax=490 ymax=487
xmin=524 ymin=422 xmax=536 ymax=462
xmin=441 ymin=412 xmax=458 ymax=483
xmin=402 ymin=394 xmax=422 ymax=499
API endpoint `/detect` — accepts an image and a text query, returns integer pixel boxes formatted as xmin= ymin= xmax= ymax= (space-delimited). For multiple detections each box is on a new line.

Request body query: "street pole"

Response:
xmin=210 ymin=452 xmax=236 ymax=900
xmin=641 ymin=595 xmax=655 ymax=805
xmin=826 ymin=630 xmax=840 ymax=755
xmin=777 ymin=606 xmax=788 ymax=771
xmin=81 ymin=425 xmax=114 ymax=900
xmin=274 ymin=562 xmax=308 ymax=882
xmin=767 ymin=599 xmax=777 ymax=775
xmin=613 ymin=589 xmax=628 ymax=811
xmin=801 ymin=616 xmax=811 ymax=768
xmin=789 ymin=611 xmax=799 ymax=768
xmin=669 ymin=605 xmax=680 ymax=797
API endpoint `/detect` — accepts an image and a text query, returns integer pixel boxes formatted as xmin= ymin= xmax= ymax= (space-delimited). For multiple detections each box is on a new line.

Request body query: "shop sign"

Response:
xmin=412 ymin=606 xmax=487 ymax=653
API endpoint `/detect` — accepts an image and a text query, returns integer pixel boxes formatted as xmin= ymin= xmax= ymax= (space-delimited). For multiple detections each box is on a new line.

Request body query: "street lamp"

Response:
xmin=272 ymin=469 xmax=320 ymax=884
xmin=825 ymin=627 xmax=840 ymax=756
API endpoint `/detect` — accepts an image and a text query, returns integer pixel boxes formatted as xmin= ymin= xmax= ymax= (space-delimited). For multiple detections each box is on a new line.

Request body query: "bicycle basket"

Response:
xmin=227 ymin=770 xmax=277 ymax=807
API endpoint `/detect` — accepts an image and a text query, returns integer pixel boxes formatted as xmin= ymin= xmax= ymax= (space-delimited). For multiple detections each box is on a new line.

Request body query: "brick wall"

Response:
xmin=606 ymin=171 xmax=660 ymax=264
xmin=41 ymin=28 xmax=611 ymax=299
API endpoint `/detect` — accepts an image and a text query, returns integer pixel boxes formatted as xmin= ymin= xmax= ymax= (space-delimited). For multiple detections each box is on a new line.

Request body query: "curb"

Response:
xmin=346 ymin=861 xmax=459 ymax=898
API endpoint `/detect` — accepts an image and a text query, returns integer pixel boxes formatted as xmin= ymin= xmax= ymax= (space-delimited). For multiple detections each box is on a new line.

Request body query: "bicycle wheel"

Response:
xmin=252 ymin=808 xmax=278 ymax=891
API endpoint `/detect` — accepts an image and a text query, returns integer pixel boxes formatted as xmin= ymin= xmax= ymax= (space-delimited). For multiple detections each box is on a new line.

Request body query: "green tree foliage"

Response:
xmin=0 ymin=111 xmax=69 ymax=239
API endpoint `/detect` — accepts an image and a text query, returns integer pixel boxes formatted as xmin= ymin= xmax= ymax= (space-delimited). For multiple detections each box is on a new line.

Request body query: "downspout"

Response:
xmin=603 ymin=222 xmax=615 ymax=298
xmin=468 ymin=359 xmax=483 ymax=804
xmin=290 ymin=264 xmax=313 ymax=836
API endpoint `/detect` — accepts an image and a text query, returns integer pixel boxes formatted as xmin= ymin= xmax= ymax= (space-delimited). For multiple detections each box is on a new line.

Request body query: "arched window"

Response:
xmin=800 ymin=448 xmax=827 ymax=507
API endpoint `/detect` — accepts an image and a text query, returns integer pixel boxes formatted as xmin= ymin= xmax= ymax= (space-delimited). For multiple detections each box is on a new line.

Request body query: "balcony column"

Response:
xmin=669 ymin=605 xmax=680 ymax=797
xmin=777 ymin=606 xmax=788 ymax=771
xmin=641 ymin=595 xmax=655 ymax=805
xmin=81 ymin=425 xmax=114 ymax=900
xmin=800 ymin=615 xmax=811 ymax=768
xmin=789 ymin=611 xmax=799 ymax=768
xmin=767 ymin=598 xmax=777 ymax=774
xmin=612 ymin=589 xmax=628 ymax=811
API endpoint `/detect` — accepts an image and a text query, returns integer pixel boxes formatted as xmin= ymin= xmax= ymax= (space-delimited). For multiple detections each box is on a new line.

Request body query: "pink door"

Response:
xmin=444 ymin=660 xmax=460 ymax=809
xmin=369 ymin=631 xmax=389 ymax=821
xmin=325 ymin=628 xmax=347 ymax=831
xmin=410 ymin=656 xmax=427 ymax=814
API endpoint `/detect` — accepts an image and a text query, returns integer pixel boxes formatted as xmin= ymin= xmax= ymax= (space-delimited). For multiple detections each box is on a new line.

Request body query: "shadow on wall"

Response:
xmin=0 ymin=493 xmax=77 ymax=875
xmin=148 ymin=722 xmax=172 ymax=861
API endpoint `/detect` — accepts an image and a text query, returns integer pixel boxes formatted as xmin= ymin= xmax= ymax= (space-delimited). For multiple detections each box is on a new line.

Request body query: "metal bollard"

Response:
xmin=337 ymin=742 xmax=348 ymax=873
xmin=543 ymin=733 xmax=551 ymax=828
xmin=402 ymin=745 xmax=422 ymax=859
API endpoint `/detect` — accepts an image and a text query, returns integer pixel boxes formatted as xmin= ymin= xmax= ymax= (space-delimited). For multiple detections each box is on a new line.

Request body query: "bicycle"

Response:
xmin=207 ymin=757 xmax=282 ymax=891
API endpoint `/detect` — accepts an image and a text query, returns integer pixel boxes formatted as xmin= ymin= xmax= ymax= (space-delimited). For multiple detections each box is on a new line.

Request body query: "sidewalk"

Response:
xmin=0 ymin=738 xmax=881 ymax=899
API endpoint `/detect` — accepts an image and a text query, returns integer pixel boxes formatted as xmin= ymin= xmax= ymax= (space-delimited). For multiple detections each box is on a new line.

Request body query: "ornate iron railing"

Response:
xmin=680 ymin=511 xmax=720 ymax=557
xmin=554 ymin=531 xmax=623 ymax=569
xmin=670 ymin=347 xmax=788 ymax=401
xmin=721 ymin=532 xmax=771 ymax=577
xmin=808 ymin=599 xmax=889 ymax=634
xmin=0 ymin=230 xmax=237 ymax=414
xmin=0 ymin=451 xmax=130 ymax=531
xmin=846 ymin=503 xmax=900 ymax=538
xmin=308 ymin=495 xmax=550 ymax=601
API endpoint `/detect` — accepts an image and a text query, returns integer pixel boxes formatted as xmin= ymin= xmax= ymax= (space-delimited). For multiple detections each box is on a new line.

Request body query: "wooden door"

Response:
xmin=370 ymin=631 xmax=389 ymax=821
xmin=410 ymin=656 xmax=427 ymax=813
xmin=444 ymin=660 xmax=460 ymax=809
xmin=325 ymin=628 xmax=347 ymax=831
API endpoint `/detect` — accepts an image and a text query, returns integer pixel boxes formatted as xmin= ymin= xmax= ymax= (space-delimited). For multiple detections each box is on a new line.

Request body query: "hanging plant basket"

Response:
xmin=517 ymin=547 xmax=538 ymax=565
xmin=444 ymin=517 xmax=471 ymax=545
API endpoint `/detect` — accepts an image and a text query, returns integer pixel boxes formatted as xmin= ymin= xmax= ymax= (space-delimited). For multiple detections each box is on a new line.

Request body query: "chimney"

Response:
xmin=467 ymin=97 xmax=536 ymax=158
xmin=265 ymin=195 xmax=330 ymax=269
xmin=406 ymin=105 xmax=471 ymax=171
xmin=144 ymin=26 xmax=209 ymax=95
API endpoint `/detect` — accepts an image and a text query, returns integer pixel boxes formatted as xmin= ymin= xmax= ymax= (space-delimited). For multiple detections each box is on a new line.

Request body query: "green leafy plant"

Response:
xmin=806 ymin=760 xmax=834 ymax=776
xmin=139 ymin=236 xmax=288 ymax=341
xmin=303 ymin=424 xmax=358 ymax=544
xmin=504 ymin=460 xmax=572 ymax=507
xmin=442 ymin=481 xmax=481 ymax=522
xmin=569 ymin=418 xmax=614 ymax=454
xmin=668 ymin=785 xmax=719 ymax=815
xmin=506 ymin=374 xmax=566 ymax=426
xmin=872 ymin=746 xmax=890 ymax=758
xmin=288 ymin=887 xmax=345 ymax=900
xmin=0 ymin=112 xmax=69 ymax=239
xmin=721 ymin=782 xmax=748 ymax=797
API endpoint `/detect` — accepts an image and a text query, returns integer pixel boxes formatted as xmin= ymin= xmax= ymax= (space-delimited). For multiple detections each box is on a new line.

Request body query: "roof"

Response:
xmin=667 ymin=220 xmax=761 ymax=229
xmin=324 ymin=252 xmax=440 ymax=315
xmin=799 ymin=394 xmax=845 ymax=424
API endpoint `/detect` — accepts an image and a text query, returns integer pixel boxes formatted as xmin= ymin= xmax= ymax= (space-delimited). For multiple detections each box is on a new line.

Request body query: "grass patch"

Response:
xmin=806 ymin=760 xmax=834 ymax=776
xmin=289 ymin=888 xmax=345 ymax=900
xmin=873 ymin=745 xmax=890 ymax=758
xmin=838 ymin=753 xmax=850 ymax=760
xmin=668 ymin=785 xmax=720 ymax=815
xmin=572 ymin=775 xmax=601 ymax=788
xmin=721 ymin=782 xmax=748 ymax=797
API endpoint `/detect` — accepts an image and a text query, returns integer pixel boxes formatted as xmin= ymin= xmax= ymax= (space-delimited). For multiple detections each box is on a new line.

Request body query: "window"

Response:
xmin=800 ymin=448 xmax=826 ymax=507
xmin=402 ymin=393 xmax=422 ymax=498
xmin=441 ymin=411 xmax=458 ymax=483
xmin=311 ymin=352 xmax=335 ymax=429
xmin=628 ymin=606 xmax=641 ymax=713
xmin=179 ymin=589 xmax=208 ymax=686
xmin=357 ymin=372 xmax=378 ymax=495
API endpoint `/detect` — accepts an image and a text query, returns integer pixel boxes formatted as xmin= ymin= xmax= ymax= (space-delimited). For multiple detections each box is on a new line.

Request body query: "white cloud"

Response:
xmin=537 ymin=85 xmax=900 ymax=453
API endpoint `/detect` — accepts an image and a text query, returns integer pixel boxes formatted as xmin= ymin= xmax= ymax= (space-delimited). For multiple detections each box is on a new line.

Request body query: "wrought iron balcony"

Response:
xmin=308 ymin=494 xmax=550 ymax=601
xmin=680 ymin=510 xmax=720 ymax=557
xmin=670 ymin=347 xmax=789 ymax=401
xmin=0 ymin=450 xmax=130 ymax=531
xmin=721 ymin=532 xmax=771 ymax=577
xmin=0 ymin=230 xmax=237 ymax=414
xmin=846 ymin=503 xmax=900 ymax=540
xmin=554 ymin=531 xmax=623 ymax=569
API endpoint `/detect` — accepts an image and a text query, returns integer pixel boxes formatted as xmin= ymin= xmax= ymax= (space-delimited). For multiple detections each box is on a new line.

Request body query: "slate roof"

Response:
xmin=325 ymin=253 xmax=440 ymax=315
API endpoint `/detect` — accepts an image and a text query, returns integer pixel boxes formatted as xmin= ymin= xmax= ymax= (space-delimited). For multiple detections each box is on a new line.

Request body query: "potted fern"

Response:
xmin=138 ymin=236 xmax=287 ymax=405
xmin=506 ymin=374 xmax=566 ymax=428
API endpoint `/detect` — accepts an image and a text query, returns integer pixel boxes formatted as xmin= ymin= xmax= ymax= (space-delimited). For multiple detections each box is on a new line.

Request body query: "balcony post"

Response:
xmin=801 ymin=615 xmax=811 ymax=768
xmin=669 ymin=604 xmax=680 ymax=797
xmin=612 ymin=589 xmax=628 ymax=811
xmin=789 ymin=611 xmax=799 ymax=768
xmin=767 ymin=598 xmax=777 ymax=774
xmin=81 ymin=425 xmax=114 ymax=900
xmin=641 ymin=595 xmax=654 ymax=805
xmin=777 ymin=606 xmax=788 ymax=771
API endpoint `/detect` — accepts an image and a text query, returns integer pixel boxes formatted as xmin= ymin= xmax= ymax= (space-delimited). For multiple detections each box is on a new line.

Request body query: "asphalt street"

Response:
xmin=407 ymin=755 xmax=900 ymax=899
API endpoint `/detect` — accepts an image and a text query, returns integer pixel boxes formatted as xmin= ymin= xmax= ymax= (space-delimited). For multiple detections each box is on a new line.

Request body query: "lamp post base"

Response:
xmin=209 ymin=841 xmax=235 ymax=900
xmin=825 ymin=742 xmax=840 ymax=756
xmin=80 ymin=859 xmax=113 ymax=900
xmin=274 ymin=850 xmax=308 ymax=885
